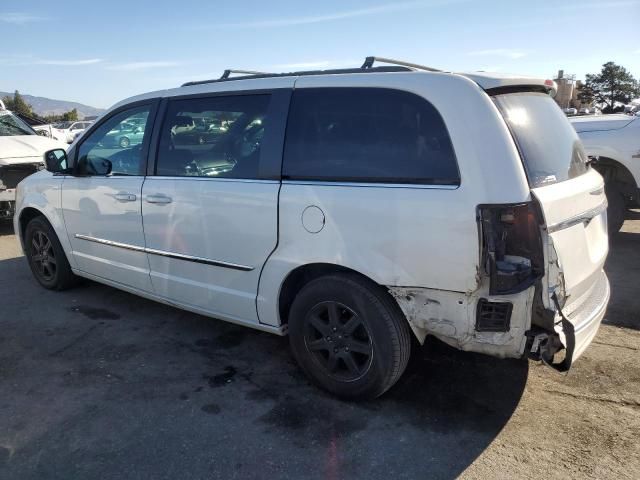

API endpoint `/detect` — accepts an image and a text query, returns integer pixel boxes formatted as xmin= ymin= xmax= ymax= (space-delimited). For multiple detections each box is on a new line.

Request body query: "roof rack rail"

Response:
xmin=361 ymin=56 xmax=442 ymax=73
xmin=180 ymin=58 xmax=429 ymax=87
xmin=220 ymin=69 xmax=272 ymax=80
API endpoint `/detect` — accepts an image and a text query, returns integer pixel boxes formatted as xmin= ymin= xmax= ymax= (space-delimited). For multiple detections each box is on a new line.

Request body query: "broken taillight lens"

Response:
xmin=478 ymin=202 xmax=544 ymax=295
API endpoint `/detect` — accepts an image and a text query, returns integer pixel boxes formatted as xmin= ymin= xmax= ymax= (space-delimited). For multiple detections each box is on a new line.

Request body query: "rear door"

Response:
xmin=142 ymin=87 xmax=291 ymax=324
xmin=494 ymin=92 xmax=608 ymax=313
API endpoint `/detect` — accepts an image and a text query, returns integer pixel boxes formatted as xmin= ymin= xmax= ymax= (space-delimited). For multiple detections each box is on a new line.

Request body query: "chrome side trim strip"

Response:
xmin=74 ymin=234 xmax=253 ymax=271
xmin=546 ymin=202 xmax=608 ymax=234
xmin=144 ymin=247 xmax=253 ymax=271
xmin=74 ymin=234 xmax=146 ymax=252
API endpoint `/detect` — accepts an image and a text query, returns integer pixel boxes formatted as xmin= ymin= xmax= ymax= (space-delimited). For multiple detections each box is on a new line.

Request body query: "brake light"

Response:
xmin=544 ymin=79 xmax=558 ymax=98
xmin=478 ymin=202 xmax=544 ymax=295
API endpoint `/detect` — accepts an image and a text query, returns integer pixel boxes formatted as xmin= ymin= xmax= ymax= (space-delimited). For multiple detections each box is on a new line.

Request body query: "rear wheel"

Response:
xmin=605 ymin=185 xmax=625 ymax=235
xmin=119 ymin=136 xmax=130 ymax=148
xmin=288 ymin=273 xmax=411 ymax=399
xmin=24 ymin=216 xmax=77 ymax=290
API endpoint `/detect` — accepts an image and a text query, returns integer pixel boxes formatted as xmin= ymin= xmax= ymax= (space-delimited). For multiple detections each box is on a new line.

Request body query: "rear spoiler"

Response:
xmin=459 ymin=73 xmax=557 ymax=98
xmin=484 ymin=84 xmax=557 ymax=97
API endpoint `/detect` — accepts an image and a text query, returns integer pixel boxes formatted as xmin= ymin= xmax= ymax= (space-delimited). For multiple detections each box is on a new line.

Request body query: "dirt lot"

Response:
xmin=0 ymin=214 xmax=639 ymax=480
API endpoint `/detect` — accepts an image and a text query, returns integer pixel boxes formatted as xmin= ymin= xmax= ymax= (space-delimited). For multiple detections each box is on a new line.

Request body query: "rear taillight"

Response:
xmin=478 ymin=202 xmax=544 ymax=295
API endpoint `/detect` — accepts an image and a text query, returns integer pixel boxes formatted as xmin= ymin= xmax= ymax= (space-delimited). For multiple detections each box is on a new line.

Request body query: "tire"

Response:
xmin=288 ymin=273 xmax=412 ymax=400
xmin=119 ymin=136 xmax=130 ymax=148
xmin=605 ymin=185 xmax=625 ymax=235
xmin=24 ymin=216 xmax=77 ymax=290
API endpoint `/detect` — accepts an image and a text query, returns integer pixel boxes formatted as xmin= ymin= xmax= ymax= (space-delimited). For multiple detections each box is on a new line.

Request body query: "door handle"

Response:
xmin=146 ymin=194 xmax=173 ymax=204
xmin=114 ymin=192 xmax=137 ymax=202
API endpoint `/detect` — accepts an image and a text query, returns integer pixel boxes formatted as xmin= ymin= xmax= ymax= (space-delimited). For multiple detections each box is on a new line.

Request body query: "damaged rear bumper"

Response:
xmin=541 ymin=270 xmax=610 ymax=370
xmin=388 ymin=270 xmax=609 ymax=367
xmin=388 ymin=286 xmax=534 ymax=359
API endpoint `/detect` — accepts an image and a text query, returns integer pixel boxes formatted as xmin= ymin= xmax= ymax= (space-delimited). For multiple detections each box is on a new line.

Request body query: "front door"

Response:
xmin=61 ymin=101 xmax=158 ymax=292
xmin=142 ymin=88 xmax=290 ymax=324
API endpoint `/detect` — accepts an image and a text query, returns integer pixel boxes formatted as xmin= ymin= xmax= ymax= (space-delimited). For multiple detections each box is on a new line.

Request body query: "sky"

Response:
xmin=1 ymin=0 xmax=639 ymax=109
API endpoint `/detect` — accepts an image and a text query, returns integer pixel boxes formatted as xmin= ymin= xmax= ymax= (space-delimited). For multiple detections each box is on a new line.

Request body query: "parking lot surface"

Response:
xmin=1 ymin=215 xmax=639 ymax=480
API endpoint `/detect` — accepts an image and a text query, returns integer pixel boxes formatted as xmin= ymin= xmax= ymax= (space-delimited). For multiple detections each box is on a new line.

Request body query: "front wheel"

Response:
xmin=24 ymin=216 xmax=77 ymax=290
xmin=119 ymin=136 xmax=130 ymax=148
xmin=288 ymin=274 xmax=412 ymax=399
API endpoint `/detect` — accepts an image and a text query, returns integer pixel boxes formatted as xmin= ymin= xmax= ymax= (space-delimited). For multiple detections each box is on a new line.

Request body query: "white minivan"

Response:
xmin=14 ymin=58 xmax=610 ymax=399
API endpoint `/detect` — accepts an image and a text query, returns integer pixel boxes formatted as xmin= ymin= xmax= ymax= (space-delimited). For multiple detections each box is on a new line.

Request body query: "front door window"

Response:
xmin=77 ymin=106 xmax=152 ymax=176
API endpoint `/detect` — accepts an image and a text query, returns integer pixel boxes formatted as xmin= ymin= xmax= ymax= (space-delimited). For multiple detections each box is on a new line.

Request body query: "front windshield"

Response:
xmin=54 ymin=121 xmax=73 ymax=129
xmin=0 ymin=111 xmax=36 ymax=136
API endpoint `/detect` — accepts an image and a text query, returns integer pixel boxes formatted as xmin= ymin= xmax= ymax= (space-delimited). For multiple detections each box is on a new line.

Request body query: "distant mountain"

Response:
xmin=0 ymin=91 xmax=105 ymax=119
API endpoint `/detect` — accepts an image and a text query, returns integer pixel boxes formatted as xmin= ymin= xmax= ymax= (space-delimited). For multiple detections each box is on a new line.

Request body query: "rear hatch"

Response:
xmin=493 ymin=92 xmax=608 ymax=333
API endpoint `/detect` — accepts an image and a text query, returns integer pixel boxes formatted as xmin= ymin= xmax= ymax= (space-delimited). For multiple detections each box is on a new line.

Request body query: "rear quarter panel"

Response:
xmin=258 ymin=72 xmax=532 ymax=327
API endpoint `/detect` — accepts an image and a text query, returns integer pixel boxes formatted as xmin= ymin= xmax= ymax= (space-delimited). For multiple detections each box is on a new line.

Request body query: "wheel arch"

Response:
xmin=17 ymin=204 xmax=76 ymax=268
xmin=19 ymin=207 xmax=47 ymax=240
xmin=593 ymin=156 xmax=638 ymax=203
xmin=277 ymin=263 xmax=399 ymax=325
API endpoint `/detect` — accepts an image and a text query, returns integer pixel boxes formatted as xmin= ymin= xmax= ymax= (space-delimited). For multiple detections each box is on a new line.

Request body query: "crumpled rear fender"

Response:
xmin=388 ymin=285 xmax=534 ymax=359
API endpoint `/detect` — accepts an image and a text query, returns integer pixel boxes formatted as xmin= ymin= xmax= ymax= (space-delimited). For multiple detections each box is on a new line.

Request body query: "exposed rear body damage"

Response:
xmin=388 ymin=84 xmax=610 ymax=368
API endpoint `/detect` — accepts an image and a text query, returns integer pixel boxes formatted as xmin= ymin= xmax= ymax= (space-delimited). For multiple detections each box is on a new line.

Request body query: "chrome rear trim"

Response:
xmin=546 ymin=202 xmax=607 ymax=233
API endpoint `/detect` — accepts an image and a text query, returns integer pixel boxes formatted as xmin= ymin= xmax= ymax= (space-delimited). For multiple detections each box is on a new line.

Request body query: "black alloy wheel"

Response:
xmin=25 ymin=216 xmax=78 ymax=290
xmin=30 ymin=230 xmax=57 ymax=282
xmin=304 ymin=301 xmax=373 ymax=382
xmin=288 ymin=273 xmax=412 ymax=399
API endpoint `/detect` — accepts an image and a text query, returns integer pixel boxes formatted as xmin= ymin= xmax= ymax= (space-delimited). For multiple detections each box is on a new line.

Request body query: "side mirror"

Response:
xmin=44 ymin=149 xmax=69 ymax=173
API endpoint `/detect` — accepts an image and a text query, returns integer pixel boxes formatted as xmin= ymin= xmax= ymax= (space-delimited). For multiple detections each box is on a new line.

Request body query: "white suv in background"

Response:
xmin=570 ymin=114 xmax=640 ymax=233
xmin=14 ymin=58 xmax=610 ymax=399
xmin=0 ymin=101 xmax=66 ymax=220
xmin=52 ymin=120 xmax=93 ymax=143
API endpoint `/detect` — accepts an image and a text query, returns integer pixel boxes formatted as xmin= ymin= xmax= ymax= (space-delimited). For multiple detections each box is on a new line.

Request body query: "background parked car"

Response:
xmin=52 ymin=121 xmax=93 ymax=143
xmin=570 ymin=114 xmax=640 ymax=233
xmin=101 ymin=121 xmax=145 ymax=148
xmin=0 ymin=105 xmax=66 ymax=219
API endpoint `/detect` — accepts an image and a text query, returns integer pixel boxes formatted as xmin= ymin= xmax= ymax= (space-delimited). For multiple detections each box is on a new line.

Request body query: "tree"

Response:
xmin=584 ymin=62 xmax=640 ymax=113
xmin=61 ymin=108 xmax=79 ymax=121
xmin=577 ymin=82 xmax=596 ymax=105
xmin=2 ymin=90 xmax=34 ymax=116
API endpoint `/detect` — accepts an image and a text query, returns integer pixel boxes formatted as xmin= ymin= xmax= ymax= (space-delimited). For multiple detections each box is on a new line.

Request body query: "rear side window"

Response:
xmin=494 ymin=92 xmax=588 ymax=188
xmin=156 ymin=94 xmax=270 ymax=179
xmin=282 ymin=88 xmax=459 ymax=185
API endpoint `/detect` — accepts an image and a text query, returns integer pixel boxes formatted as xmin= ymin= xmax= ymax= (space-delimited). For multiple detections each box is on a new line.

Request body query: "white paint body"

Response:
xmin=14 ymin=70 xmax=610 ymax=364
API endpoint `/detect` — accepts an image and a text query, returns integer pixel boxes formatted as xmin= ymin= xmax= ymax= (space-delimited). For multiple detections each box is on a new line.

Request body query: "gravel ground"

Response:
xmin=0 ymin=213 xmax=638 ymax=480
